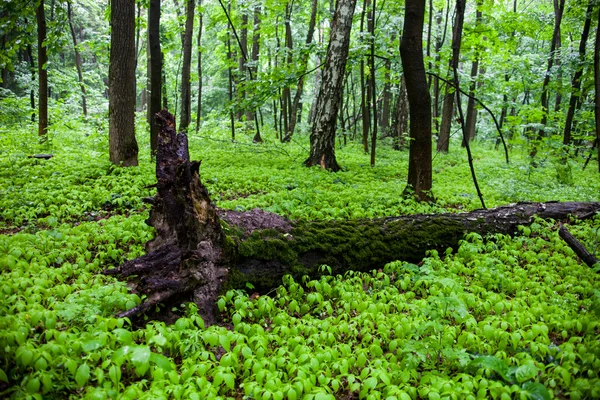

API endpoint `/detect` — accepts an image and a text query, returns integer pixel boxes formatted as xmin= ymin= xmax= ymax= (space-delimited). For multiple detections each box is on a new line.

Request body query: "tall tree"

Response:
xmin=196 ymin=0 xmax=203 ymax=131
xmin=463 ymin=0 xmax=483 ymax=145
xmin=595 ymin=0 xmax=600 ymax=173
xmin=148 ymin=0 xmax=162 ymax=156
xmin=369 ymin=0 xmax=377 ymax=166
xmin=109 ymin=0 xmax=138 ymax=166
xmin=36 ymin=0 xmax=48 ymax=138
xmin=179 ymin=0 xmax=195 ymax=132
xmin=437 ymin=0 xmax=465 ymax=153
xmin=563 ymin=0 xmax=593 ymax=146
xmin=283 ymin=0 xmax=318 ymax=142
xmin=401 ymin=0 xmax=432 ymax=200
xmin=67 ymin=2 xmax=86 ymax=116
xmin=531 ymin=0 xmax=564 ymax=158
xmin=305 ymin=0 xmax=357 ymax=171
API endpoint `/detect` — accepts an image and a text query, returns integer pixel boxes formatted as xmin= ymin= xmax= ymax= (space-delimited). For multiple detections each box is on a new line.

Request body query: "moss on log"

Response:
xmin=220 ymin=202 xmax=600 ymax=292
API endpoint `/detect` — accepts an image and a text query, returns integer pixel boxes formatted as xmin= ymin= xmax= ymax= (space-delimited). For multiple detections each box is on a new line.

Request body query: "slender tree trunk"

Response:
xmin=227 ymin=16 xmax=235 ymax=141
xmin=36 ymin=0 xmax=48 ymax=138
xmin=463 ymin=1 xmax=483 ymax=145
xmin=305 ymin=0 xmax=357 ymax=171
xmin=433 ymin=4 xmax=449 ymax=136
xmin=554 ymin=0 xmax=563 ymax=113
xmin=246 ymin=5 xmax=260 ymax=123
xmin=109 ymin=0 xmax=139 ymax=166
xmin=284 ymin=0 xmax=318 ymax=141
xmin=196 ymin=0 xmax=203 ymax=131
xmin=148 ymin=0 xmax=162 ymax=156
xmin=401 ymin=0 xmax=432 ymax=201
xmin=392 ymin=74 xmax=408 ymax=150
xmin=26 ymin=44 xmax=36 ymax=122
xmin=438 ymin=0 xmax=465 ymax=153
xmin=369 ymin=0 xmax=377 ymax=167
xmin=359 ymin=0 xmax=371 ymax=153
xmin=67 ymin=3 xmax=87 ymax=116
xmin=179 ymin=0 xmax=195 ymax=132
xmin=595 ymin=3 xmax=600 ymax=173
xmin=563 ymin=0 xmax=593 ymax=146
xmin=379 ymin=52 xmax=392 ymax=135
xmin=531 ymin=0 xmax=564 ymax=158
xmin=237 ymin=11 xmax=248 ymax=122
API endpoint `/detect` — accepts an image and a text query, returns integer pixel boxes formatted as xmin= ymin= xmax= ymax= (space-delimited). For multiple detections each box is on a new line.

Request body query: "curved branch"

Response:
xmin=427 ymin=71 xmax=509 ymax=164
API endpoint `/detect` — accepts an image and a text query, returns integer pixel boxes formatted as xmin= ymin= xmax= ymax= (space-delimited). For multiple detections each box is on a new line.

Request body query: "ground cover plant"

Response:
xmin=1 ymin=125 xmax=600 ymax=399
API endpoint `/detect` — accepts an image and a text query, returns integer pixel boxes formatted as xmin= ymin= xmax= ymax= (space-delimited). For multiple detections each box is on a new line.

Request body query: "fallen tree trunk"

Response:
xmin=104 ymin=111 xmax=600 ymax=324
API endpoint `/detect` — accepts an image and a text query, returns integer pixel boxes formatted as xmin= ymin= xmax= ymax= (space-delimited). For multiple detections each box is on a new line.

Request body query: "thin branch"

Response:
xmin=427 ymin=71 xmax=509 ymax=164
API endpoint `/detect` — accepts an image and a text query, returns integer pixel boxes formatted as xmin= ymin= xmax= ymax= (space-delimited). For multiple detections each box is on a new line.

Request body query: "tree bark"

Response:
xmin=305 ymin=0 xmax=357 ymax=171
xmin=109 ymin=0 xmax=138 ymax=166
xmin=595 ymin=1 xmax=600 ymax=173
xmin=148 ymin=0 xmax=162 ymax=156
xmin=463 ymin=0 xmax=483 ymax=145
xmin=67 ymin=2 xmax=87 ymax=117
xmin=437 ymin=0 xmax=465 ymax=153
xmin=196 ymin=0 xmax=203 ymax=131
xmin=179 ymin=0 xmax=195 ymax=132
xmin=531 ymin=0 xmax=564 ymax=158
xmin=106 ymin=112 xmax=600 ymax=324
xmin=36 ymin=0 xmax=48 ymax=138
xmin=400 ymin=0 xmax=432 ymax=200
xmin=562 ymin=0 xmax=593 ymax=146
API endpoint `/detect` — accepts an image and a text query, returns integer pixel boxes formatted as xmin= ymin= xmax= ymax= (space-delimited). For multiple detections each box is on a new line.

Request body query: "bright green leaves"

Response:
xmin=75 ymin=363 xmax=90 ymax=388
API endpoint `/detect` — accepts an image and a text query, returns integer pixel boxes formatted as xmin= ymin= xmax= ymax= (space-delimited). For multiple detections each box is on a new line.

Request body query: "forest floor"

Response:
xmin=0 ymin=121 xmax=599 ymax=399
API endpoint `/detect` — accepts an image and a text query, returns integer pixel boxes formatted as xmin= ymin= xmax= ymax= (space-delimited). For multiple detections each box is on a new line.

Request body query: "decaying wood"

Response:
xmin=558 ymin=222 xmax=599 ymax=268
xmin=28 ymin=154 xmax=53 ymax=159
xmin=105 ymin=111 xmax=600 ymax=324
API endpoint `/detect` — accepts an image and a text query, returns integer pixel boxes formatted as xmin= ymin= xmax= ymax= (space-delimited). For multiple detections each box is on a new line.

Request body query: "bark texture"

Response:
xmin=400 ymin=0 xmax=432 ymax=200
xmin=179 ymin=0 xmax=195 ymax=132
xmin=305 ymin=0 xmax=357 ymax=171
xmin=109 ymin=0 xmax=138 ymax=166
xmin=36 ymin=0 xmax=48 ymax=138
xmin=105 ymin=111 xmax=227 ymax=324
xmin=106 ymin=111 xmax=600 ymax=325
xmin=148 ymin=0 xmax=162 ymax=155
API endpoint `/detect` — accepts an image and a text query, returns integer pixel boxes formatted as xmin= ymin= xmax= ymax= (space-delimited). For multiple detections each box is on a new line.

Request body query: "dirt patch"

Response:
xmin=218 ymin=208 xmax=292 ymax=236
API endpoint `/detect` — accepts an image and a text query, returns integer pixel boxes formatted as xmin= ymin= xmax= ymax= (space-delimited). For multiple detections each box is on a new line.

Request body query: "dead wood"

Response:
xmin=558 ymin=222 xmax=599 ymax=268
xmin=104 ymin=112 xmax=600 ymax=324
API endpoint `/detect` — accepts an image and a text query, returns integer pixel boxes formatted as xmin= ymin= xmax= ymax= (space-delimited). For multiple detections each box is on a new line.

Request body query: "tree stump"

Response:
xmin=105 ymin=112 xmax=600 ymax=325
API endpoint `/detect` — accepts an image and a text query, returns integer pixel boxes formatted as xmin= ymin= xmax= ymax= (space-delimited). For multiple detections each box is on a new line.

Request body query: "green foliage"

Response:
xmin=1 ymin=124 xmax=600 ymax=399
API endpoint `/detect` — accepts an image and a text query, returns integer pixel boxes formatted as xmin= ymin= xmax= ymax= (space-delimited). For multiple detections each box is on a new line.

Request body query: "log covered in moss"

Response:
xmin=103 ymin=111 xmax=600 ymax=324
xmin=221 ymin=202 xmax=600 ymax=292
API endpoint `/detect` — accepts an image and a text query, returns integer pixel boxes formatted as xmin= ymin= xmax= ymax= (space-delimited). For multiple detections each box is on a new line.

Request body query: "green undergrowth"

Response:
xmin=1 ymin=122 xmax=600 ymax=399
xmin=1 ymin=123 xmax=599 ymax=229
xmin=0 ymin=214 xmax=599 ymax=399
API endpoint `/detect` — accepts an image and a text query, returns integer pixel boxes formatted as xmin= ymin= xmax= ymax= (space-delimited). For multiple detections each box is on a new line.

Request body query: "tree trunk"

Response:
xmin=401 ymin=0 xmax=432 ymax=201
xmin=305 ymin=0 xmax=357 ymax=171
xmin=562 ymin=0 xmax=593 ymax=146
xmin=531 ymin=0 xmax=564 ymax=158
xmin=109 ymin=0 xmax=138 ymax=166
xmin=245 ymin=5 xmax=260 ymax=124
xmin=596 ymin=2 xmax=600 ymax=173
xmin=105 ymin=112 xmax=600 ymax=325
xmin=237 ymin=11 xmax=248 ymax=122
xmin=36 ymin=0 xmax=48 ymax=138
xmin=359 ymin=0 xmax=371 ymax=153
xmin=196 ymin=0 xmax=203 ymax=131
xmin=438 ymin=0 xmax=465 ymax=153
xmin=148 ymin=0 xmax=162 ymax=156
xmin=179 ymin=0 xmax=195 ymax=132
xmin=67 ymin=3 xmax=87 ymax=117
xmin=392 ymin=74 xmax=409 ymax=150
xmin=369 ymin=0 xmax=377 ymax=167
xmin=463 ymin=0 xmax=483 ymax=145
xmin=283 ymin=0 xmax=318 ymax=142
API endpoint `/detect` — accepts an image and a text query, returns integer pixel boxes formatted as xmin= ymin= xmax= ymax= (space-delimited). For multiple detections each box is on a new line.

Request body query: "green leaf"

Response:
xmin=0 ymin=368 xmax=8 ymax=383
xmin=25 ymin=377 xmax=40 ymax=394
xmin=149 ymin=352 xmax=173 ymax=371
xmin=75 ymin=363 xmax=90 ymax=388
xmin=468 ymin=356 xmax=511 ymax=382
xmin=130 ymin=346 xmax=151 ymax=376
xmin=521 ymin=382 xmax=551 ymax=400
xmin=515 ymin=364 xmax=538 ymax=383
